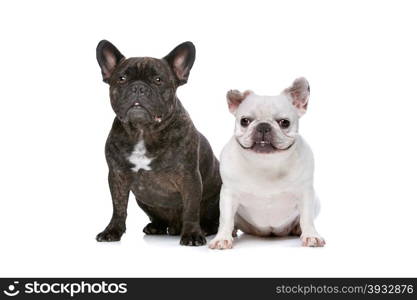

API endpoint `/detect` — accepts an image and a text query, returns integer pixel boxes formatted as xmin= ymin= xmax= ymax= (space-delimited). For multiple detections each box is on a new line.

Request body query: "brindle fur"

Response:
xmin=95 ymin=41 xmax=221 ymax=246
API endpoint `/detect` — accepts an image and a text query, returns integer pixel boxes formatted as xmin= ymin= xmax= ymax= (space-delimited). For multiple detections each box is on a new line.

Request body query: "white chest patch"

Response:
xmin=127 ymin=140 xmax=153 ymax=172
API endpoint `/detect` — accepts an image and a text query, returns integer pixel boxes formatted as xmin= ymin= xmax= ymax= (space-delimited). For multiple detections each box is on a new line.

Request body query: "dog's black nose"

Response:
xmin=131 ymin=82 xmax=149 ymax=95
xmin=256 ymin=123 xmax=272 ymax=133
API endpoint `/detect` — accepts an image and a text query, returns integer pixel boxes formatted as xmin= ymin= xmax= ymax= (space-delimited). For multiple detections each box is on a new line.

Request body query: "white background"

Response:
xmin=0 ymin=0 xmax=416 ymax=277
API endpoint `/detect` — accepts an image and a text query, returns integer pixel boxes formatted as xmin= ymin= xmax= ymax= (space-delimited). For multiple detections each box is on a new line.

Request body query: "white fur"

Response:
xmin=127 ymin=140 xmax=153 ymax=172
xmin=209 ymin=83 xmax=324 ymax=249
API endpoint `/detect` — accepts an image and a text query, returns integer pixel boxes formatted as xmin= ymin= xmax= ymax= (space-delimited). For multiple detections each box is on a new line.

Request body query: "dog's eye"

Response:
xmin=118 ymin=75 xmax=127 ymax=83
xmin=240 ymin=118 xmax=252 ymax=127
xmin=278 ymin=119 xmax=290 ymax=129
xmin=154 ymin=76 xmax=162 ymax=83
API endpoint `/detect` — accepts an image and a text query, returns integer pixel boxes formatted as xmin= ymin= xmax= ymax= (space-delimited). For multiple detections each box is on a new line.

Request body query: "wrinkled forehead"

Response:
xmin=237 ymin=94 xmax=296 ymax=119
xmin=115 ymin=57 xmax=171 ymax=75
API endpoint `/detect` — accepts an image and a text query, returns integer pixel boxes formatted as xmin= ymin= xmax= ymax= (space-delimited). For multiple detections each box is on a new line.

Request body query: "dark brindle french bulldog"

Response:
xmin=95 ymin=40 xmax=221 ymax=246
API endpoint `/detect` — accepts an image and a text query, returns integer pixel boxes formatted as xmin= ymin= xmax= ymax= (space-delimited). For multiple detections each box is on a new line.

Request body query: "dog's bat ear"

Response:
xmin=164 ymin=41 xmax=196 ymax=86
xmin=284 ymin=77 xmax=310 ymax=117
xmin=96 ymin=40 xmax=125 ymax=83
xmin=226 ymin=90 xmax=253 ymax=114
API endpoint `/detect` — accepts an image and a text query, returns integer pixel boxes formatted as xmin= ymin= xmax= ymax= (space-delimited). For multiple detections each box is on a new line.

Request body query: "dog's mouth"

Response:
xmin=251 ymin=140 xmax=279 ymax=153
xmin=127 ymin=102 xmax=162 ymax=123
xmin=237 ymin=138 xmax=294 ymax=154
xmin=129 ymin=101 xmax=150 ymax=114
xmin=252 ymin=140 xmax=273 ymax=152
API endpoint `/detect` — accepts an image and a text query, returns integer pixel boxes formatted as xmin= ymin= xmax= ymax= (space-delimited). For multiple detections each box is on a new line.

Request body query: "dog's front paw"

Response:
xmin=180 ymin=231 xmax=206 ymax=246
xmin=209 ymin=236 xmax=233 ymax=250
xmin=96 ymin=227 xmax=125 ymax=242
xmin=301 ymin=235 xmax=325 ymax=247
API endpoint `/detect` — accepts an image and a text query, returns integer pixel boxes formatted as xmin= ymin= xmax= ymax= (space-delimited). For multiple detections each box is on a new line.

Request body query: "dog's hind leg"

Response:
xmin=136 ymin=201 xmax=168 ymax=235
xmin=290 ymin=222 xmax=302 ymax=236
xmin=201 ymin=223 xmax=219 ymax=236
xmin=143 ymin=222 xmax=167 ymax=235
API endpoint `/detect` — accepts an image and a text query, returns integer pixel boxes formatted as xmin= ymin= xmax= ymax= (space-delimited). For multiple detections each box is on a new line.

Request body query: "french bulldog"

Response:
xmin=95 ymin=40 xmax=221 ymax=246
xmin=209 ymin=78 xmax=325 ymax=249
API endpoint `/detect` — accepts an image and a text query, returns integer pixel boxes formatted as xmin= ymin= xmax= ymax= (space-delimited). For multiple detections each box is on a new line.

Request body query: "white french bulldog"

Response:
xmin=209 ymin=77 xmax=325 ymax=249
